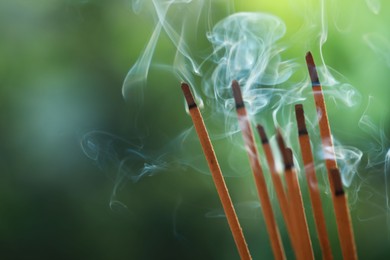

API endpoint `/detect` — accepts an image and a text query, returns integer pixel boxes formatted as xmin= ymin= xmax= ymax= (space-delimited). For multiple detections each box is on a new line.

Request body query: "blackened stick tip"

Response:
xmin=330 ymin=168 xmax=345 ymax=196
xmin=256 ymin=124 xmax=268 ymax=144
xmin=276 ymin=129 xmax=288 ymax=163
xmin=285 ymin=148 xmax=294 ymax=170
xmin=276 ymin=129 xmax=285 ymax=148
xmin=295 ymin=104 xmax=304 ymax=119
xmin=295 ymin=103 xmax=303 ymax=111
xmin=181 ymin=82 xmax=197 ymax=109
xmin=305 ymin=52 xmax=320 ymax=86
xmin=231 ymin=80 xmax=245 ymax=109
xmin=305 ymin=51 xmax=314 ymax=66
xmin=295 ymin=104 xmax=308 ymax=136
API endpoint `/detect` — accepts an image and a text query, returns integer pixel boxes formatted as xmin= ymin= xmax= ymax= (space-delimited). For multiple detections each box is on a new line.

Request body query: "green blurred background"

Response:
xmin=1 ymin=0 xmax=389 ymax=259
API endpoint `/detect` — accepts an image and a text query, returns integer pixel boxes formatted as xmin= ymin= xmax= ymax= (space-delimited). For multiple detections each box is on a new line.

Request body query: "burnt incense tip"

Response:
xmin=181 ymin=82 xmax=197 ymax=109
xmin=256 ymin=125 xmax=269 ymax=144
xmin=276 ymin=131 xmax=295 ymax=170
xmin=295 ymin=104 xmax=304 ymax=113
xmin=276 ymin=129 xmax=288 ymax=165
xmin=305 ymin=51 xmax=314 ymax=65
xmin=330 ymin=168 xmax=345 ymax=196
xmin=231 ymin=80 xmax=245 ymax=109
xmin=285 ymin=148 xmax=294 ymax=170
xmin=295 ymin=104 xmax=308 ymax=136
xmin=276 ymin=129 xmax=285 ymax=149
xmin=305 ymin=52 xmax=320 ymax=87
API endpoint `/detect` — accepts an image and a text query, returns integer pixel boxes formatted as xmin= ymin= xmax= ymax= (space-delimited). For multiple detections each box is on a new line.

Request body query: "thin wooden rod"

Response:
xmin=330 ymin=168 xmax=357 ymax=260
xmin=181 ymin=83 xmax=252 ymax=260
xmin=232 ymin=81 xmax=286 ymax=260
xmin=305 ymin=52 xmax=357 ymax=260
xmin=276 ymin=130 xmax=314 ymax=260
xmin=295 ymin=104 xmax=333 ymax=260
xmin=305 ymin=52 xmax=338 ymax=173
xmin=256 ymin=125 xmax=300 ymax=259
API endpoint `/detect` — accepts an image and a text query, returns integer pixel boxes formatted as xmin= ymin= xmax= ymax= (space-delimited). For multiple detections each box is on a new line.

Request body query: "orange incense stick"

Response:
xmin=256 ymin=125 xmax=300 ymax=258
xmin=276 ymin=131 xmax=314 ymax=260
xmin=181 ymin=83 xmax=252 ymax=260
xmin=305 ymin=52 xmax=338 ymax=174
xmin=295 ymin=104 xmax=333 ymax=260
xmin=306 ymin=52 xmax=357 ymax=259
xmin=232 ymin=81 xmax=285 ymax=260
xmin=330 ymin=168 xmax=357 ymax=260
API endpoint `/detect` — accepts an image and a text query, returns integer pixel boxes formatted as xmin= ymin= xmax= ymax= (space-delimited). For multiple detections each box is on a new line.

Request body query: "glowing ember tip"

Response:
xmin=305 ymin=52 xmax=320 ymax=87
xmin=231 ymin=80 xmax=245 ymax=109
xmin=181 ymin=82 xmax=197 ymax=109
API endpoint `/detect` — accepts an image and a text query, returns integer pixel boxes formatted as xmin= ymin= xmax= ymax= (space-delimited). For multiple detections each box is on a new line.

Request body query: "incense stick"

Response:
xmin=295 ymin=104 xmax=333 ymax=260
xmin=330 ymin=168 xmax=357 ymax=260
xmin=305 ymin=52 xmax=357 ymax=259
xmin=231 ymin=80 xmax=285 ymax=260
xmin=305 ymin=52 xmax=338 ymax=180
xmin=276 ymin=131 xmax=314 ymax=260
xmin=181 ymin=83 xmax=252 ymax=260
xmin=256 ymin=125 xmax=300 ymax=259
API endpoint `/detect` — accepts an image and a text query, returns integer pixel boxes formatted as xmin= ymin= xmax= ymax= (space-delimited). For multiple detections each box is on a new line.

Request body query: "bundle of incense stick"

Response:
xmin=180 ymin=52 xmax=357 ymax=259
xmin=232 ymin=80 xmax=285 ymax=260
xmin=306 ymin=52 xmax=357 ymax=260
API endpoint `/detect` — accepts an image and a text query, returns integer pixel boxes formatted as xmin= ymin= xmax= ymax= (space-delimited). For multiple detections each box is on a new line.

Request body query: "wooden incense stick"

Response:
xmin=330 ymin=168 xmax=357 ymax=260
xmin=276 ymin=131 xmax=314 ymax=260
xmin=295 ymin=104 xmax=333 ymax=260
xmin=232 ymin=81 xmax=285 ymax=260
xmin=306 ymin=52 xmax=357 ymax=259
xmin=181 ymin=83 xmax=252 ymax=260
xmin=256 ymin=125 xmax=293 ymax=236
xmin=305 ymin=52 xmax=338 ymax=173
xmin=256 ymin=125 xmax=300 ymax=258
